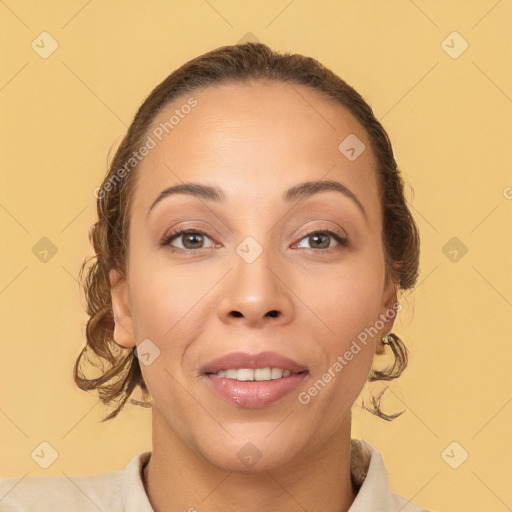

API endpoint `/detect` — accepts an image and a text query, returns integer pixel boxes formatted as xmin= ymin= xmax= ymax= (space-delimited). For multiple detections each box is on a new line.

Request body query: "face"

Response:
xmin=110 ymin=80 xmax=398 ymax=472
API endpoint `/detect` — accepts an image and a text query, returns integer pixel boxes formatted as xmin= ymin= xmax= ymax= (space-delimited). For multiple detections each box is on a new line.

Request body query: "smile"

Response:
xmin=205 ymin=372 xmax=308 ymax=408
xmin=201 ymin=351 xmax=309 ymax=408
xmin=211 ymin=367 xmax=298 ymax=381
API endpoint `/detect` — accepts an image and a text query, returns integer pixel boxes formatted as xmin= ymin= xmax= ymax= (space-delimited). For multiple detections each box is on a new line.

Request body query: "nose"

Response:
xmin=217 ymin=248 xmax=295 ymax=328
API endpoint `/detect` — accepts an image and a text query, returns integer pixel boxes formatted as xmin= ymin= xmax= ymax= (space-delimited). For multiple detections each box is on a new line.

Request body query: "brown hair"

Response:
xmin=74 ymin=42 xmax=420 ymax=422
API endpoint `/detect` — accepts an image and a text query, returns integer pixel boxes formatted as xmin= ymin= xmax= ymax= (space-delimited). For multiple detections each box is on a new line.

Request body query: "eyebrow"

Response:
xmin=147 ymin=179 xmax=367 ymax=220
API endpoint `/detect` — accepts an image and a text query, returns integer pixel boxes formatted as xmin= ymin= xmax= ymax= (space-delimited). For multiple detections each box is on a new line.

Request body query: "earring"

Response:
xmin=381 ymin=334 xmax=392 ymax=345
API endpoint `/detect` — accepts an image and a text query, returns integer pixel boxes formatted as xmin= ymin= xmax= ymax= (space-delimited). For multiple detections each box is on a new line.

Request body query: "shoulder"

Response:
xmin=392 ymin=494 xmax=441 ymax=512
xmin=0 ymin=470 xmax=122 ymax=511
xmin=0 ymin=451 xmax=151 ymax=512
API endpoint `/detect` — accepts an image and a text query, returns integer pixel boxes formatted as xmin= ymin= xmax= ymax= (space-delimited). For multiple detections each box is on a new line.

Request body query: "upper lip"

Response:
xmin=201 ymin=351 xmax=308 ymax=374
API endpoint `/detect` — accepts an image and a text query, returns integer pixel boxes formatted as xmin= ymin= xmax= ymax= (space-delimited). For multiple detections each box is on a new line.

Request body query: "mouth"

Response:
xmin=209 ymin=367 xmax=301 ymax=381
xmin=201 ymin=351 xmax=309 ymax=408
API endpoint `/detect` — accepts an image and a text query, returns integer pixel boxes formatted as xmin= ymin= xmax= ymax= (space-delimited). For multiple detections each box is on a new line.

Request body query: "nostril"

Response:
xmin=229 ymin=310 xmax=280 ymax=318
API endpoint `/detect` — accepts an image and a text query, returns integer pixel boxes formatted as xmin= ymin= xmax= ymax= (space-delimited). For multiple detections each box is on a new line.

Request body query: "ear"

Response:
xmin=381 ymin=275 xmax=399 ymax=317
xmin=375 ymin=275 xmax=400 ymax=355
xmin=109 ymin=268 xmax=136 ymax=349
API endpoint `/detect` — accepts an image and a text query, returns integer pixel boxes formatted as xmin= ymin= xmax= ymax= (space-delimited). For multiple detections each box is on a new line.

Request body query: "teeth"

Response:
xmin=271 ymin=368 xmax=283 ymax=379
xmin=237 ymin=369 xmax=254 ymax=381
xmin=213 ymin=367 xmax=295 ymax=381
xmin=254 ymin=368 xmax=272 ymax=381
xmin=226 ymin=369 xmax=238 ymax=379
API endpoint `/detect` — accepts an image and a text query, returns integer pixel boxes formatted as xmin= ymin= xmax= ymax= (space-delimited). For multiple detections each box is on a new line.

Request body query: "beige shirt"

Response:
xmin=0 ymin=440 xmax=431 ymax=511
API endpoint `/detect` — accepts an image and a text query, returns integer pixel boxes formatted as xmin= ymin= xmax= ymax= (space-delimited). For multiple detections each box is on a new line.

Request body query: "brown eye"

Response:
xmin=160 ymin=229 xmax=215 ymax=251
xmin=295 ymin=230 xmax=348 ymax=252
xmin=307 ymin=233 xmax=330 ymax=249
xmin=180 ymin=233 xmax=206 ymax=249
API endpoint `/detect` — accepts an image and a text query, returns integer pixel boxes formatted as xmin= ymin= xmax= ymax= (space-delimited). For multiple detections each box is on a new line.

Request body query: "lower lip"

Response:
xmin=204 ymin=373 xmax=308 ymax=408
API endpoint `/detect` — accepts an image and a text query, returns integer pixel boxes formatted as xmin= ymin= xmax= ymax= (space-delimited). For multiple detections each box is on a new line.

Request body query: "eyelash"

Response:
xmin=158 ymin=226 xmax=348 ymax=254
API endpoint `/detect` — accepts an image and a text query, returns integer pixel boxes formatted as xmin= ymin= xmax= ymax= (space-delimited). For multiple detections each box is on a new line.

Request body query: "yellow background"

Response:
xmin=1 ymin=1 xmax=511 ymax=511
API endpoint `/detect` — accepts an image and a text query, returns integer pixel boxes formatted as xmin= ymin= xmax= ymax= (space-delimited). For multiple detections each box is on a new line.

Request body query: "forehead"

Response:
xmin=132 ymin=80 xmax=381 ymax=222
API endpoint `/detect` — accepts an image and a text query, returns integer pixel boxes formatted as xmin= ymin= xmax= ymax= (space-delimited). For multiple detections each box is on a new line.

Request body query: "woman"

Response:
xmin=0 ymin=42 xmax=430 ymax=511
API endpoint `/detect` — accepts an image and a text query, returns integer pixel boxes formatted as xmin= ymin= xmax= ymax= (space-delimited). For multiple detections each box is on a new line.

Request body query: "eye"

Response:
xmin=158 ymin=226 xmax=348 ymax=254
xmin=295 ymin=228 xmax=348 ymax=253
xmin=159 ymin=228 xmax=216 ymax=251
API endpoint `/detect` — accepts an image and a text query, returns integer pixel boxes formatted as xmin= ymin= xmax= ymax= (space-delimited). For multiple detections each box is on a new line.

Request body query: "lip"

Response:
xmin=201 ymin=351 xmax=309 ymax=408
xmin=205 ymin=373 xmax=308 ymax=408
xmin=201 ymin=351 xmax=308 ymax=374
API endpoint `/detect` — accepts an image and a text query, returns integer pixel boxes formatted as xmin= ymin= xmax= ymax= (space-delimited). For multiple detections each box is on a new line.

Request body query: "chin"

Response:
xmin=198 ymin=432 xmax=305 ymax=473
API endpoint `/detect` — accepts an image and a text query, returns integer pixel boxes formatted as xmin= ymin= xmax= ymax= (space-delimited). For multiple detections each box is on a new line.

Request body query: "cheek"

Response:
xmin=297 ymin=270 xmax=382 ymax=423
xmin=294 ymin=248 xmax=385 ymax=405
xmin=298 ymin=252 xmax=385 ymax=347
xmin=128 ymin=239 xmax=209 ymax=330
xmin=127 ymin=265 xmax=206 ymax=406
xmin=127 ymin=252 xmax=216 ymax=375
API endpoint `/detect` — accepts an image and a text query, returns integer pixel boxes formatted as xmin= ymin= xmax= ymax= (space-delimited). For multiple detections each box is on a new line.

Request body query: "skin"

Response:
xmin=109 ymin=80 xmax=398 ymax=512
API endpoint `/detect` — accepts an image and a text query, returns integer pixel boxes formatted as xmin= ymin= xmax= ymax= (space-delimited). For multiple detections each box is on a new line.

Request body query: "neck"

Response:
xmin=144 ymin=412 xmax=357 ymax=512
